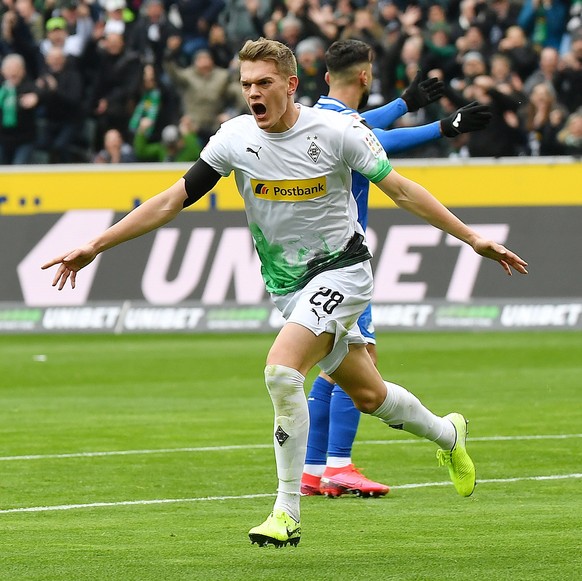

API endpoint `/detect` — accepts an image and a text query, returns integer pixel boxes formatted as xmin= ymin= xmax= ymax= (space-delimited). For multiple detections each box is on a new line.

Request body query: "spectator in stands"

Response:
xmin=295 ymin=36 xmax=327 ymax=106
xmin=88 ymin=31 xmax=142 ymax=146
xmin=0 ymin=3 xmax=40 ymax=77
xmin=490 ymin=52 xmax=525 ymax=99
xmin=523 ymin=46 xmax=560 ymax=95
xmin=277 ymin=14 xmax=304 ymax=52
xmin=455 ymin=23 xmax=492 ymax=64
xmin=215 ymin=53 xmax=251 ymax=124
xmin=35 ymin=45 xmax=84 ymax=163
xmin=462 ymin=73 xmax=527 ymax=156
xmin=449 ymin=0 xmax=478 ymax=45
xmin=332 ymin=0 xmax=356 ymax=36
xmin=133 ymin=114 xmax=201 ymax=162
xmin=167 ymin=0 xmax=226 ymax=62
xmin=100 ymin=0 xmax=136 ymax=40
xmin=557 ymin=108 xmax=582 ymax=155
xmin=164 ymin=44 xmax=239 ymax=144
xmin=340 ymin=7 xmax=384 ymax=56
xmin=0 ymin=53 xmax=38 ymax=164
xmin=554 ymin=31 xmax=582 ymax=113
xmin=40 ymin=12 xmax=93 ymax=59
xmin=126 ymin=0 xmax=179 ymax=77
xmin=562 ymin=0 xmax=582 ymax=53
xmin=521 ymin=81 xmax=567 ymax=155
xmin=220 ymin=0 xmax=270 ymax=49
xmin=379 ymin=6 xmax=425 ymax=100
xmin=423 ymin=20 xmax=457 ymax=78
xmin=487 ymin=0 xmax=522 ymax=48
xmin=497 ymin=25 xmax=539 ymax=82
xmin=207 ymin=22 xmax=235 ymax=69
xmin=285 ymin=0 xmax=326 ymax=39
xmin=261 ymin=18 xmax=278 ymax=40
xmin=517 ymin=0 xmax=568 ymax=51
xmin=93 ymin=127 xmax=135 ymax=162
xmin=307 ymin=1 xmax=339 ymax=44
xmin=54 ymin=0 xmax=92 ymax=37
xmin=14 ymin=0 xmax=43 ymax=44
xmin=451 ymin=50 xmax=488 ymax=93
xmin=128 ymin=63 xmax=179 ymax=141
xmin=375 ymin=0 xmax=399 ymax=28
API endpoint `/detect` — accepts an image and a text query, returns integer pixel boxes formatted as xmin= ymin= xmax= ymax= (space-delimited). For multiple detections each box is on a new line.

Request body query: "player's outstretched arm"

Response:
xmin=371 ymin=100 xmax=493 ymax=154
xmin=372 ymin=123 xmax=442 ymax=154
xmin=361 ymin=71 xmax=444 ymax=129
xmin=376 ymin=169 xmax=528 ymax=276
xmin=41 ymin=178 xmax=190 ymax=290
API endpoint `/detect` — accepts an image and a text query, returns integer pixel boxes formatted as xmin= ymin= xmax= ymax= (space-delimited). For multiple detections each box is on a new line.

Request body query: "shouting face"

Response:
xmin=240 ymin=59 xmax=299 ymax=133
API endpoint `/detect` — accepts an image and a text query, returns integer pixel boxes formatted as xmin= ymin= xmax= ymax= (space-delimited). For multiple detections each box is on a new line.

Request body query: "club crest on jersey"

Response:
xmin=251 ymin=177 xmax=327 ymax=201
xmin=307 ymin=141 xmax=321 ymax=163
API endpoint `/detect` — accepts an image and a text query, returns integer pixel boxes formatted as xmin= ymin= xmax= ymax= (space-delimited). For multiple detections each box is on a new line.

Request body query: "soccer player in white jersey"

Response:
xmin=302 ymin=39 xmax=493 ymax=499
xmin=43 ymin=38 xmax=528 ymax=548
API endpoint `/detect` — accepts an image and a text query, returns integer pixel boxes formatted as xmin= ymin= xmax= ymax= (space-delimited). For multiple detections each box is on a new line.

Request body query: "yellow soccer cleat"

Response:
xmin=249 ymin=509 xmax=301 ymax=548
xmin=436 ymin=412 xmax=476 ymax=497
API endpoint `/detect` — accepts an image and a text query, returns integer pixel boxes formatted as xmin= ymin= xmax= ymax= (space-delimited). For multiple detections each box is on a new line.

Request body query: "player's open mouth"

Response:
xmin=252 ymin=103 xmax=267 ymax=119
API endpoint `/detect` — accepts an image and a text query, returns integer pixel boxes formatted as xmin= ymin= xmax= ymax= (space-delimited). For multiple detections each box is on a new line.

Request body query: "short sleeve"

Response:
xmin=341 ymin=120 xmax=392 ymax=183
xmin=199 ymin=125 xmax=234 ymax=177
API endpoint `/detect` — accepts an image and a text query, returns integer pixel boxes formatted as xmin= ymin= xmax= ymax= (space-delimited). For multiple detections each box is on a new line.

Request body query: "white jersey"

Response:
xmin=200 ymin=105 xmax=392 ymax=294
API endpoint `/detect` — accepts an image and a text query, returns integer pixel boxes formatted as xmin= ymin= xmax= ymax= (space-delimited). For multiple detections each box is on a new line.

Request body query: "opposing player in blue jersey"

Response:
xmin=301 ymin=39 xmax=492 ymax=498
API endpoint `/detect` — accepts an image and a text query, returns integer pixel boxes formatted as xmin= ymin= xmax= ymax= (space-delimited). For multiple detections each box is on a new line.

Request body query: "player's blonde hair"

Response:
xmin=239 ymin=37 xmax=298 ymax=78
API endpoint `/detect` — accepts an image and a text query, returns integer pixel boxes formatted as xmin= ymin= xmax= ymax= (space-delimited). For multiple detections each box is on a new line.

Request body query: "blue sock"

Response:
xmin=328 ymin=386 xmax=360 ymax=460
xmin=305 ymin=376 xmax=334 ymax=466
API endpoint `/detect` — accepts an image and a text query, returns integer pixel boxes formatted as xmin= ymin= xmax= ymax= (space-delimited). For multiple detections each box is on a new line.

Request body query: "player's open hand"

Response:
xmin=41 ymin=245 xmax=98 ymax=290
xmin=401 ymin=70 xmax=444 ymax=112
xmin=473 ymin=238 xmax=528 ymax=276
xmin=441 ymin=101 xmax=492 ymax=137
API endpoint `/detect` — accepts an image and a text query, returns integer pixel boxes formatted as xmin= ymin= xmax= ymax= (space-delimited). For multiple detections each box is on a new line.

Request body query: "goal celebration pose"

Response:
xmin=43 ymin=38 xmax=528 ymax=548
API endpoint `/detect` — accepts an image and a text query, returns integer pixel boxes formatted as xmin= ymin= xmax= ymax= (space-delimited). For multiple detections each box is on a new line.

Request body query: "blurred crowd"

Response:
xmin=1 ymin=0 xmax=582 ymax=165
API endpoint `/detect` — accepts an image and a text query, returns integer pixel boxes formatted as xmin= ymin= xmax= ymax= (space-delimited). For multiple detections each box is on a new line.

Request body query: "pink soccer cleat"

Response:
xmin=319 ymin=464 xmax=390 ymax=498
xmin=300 ymin=472 xmax=323 ymax=496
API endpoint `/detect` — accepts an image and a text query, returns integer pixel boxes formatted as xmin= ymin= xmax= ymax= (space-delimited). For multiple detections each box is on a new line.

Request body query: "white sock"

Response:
xmin=326 ymin=457 xmax=352 ymax=469
xmin=264 ymin=364 xmax=308 ymax=522
xmin=304 ymin=464 xmax=325 ymax=477
xmin=371 ymin=381 xmax=455 ymax=450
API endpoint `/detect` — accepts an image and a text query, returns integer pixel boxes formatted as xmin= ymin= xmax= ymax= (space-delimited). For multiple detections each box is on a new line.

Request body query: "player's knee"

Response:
xmin=350 ymin=390 xmax=385 ymax=415
xmin=264 ymin=364 xmax=308 ymax=433
xmin=264 ymin=364 xmax=305 ymax=397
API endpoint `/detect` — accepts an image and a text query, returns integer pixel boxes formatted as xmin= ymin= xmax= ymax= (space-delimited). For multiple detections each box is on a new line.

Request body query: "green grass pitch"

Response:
xmin=1 ymin=331 xmax=581 ymax=580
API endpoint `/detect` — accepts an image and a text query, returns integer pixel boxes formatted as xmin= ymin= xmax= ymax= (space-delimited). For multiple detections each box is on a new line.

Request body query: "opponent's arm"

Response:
xmin=372 ymin=101 xmax=492 ymax=153
xmin=361 ymin=71 xmax=444 ymax=128
xmin=375 ymin=169 xmax=528 ymax=276
xmin=42 ymin=159 xmax=221 ymax=289
xmin=361 ymin=99 xmax=407 ymax=129
xmin=372 ymin=122 xmax=441 ymax=153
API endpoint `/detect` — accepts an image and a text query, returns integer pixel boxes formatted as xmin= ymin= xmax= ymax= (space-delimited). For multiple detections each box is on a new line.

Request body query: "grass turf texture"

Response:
xmin=0 ymin=332 xmax=581 ymax=580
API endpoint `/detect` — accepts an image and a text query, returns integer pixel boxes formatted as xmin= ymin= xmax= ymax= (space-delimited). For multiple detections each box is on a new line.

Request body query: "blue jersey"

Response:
xmin=314 ymin=95 xmax=442 ymax=231
xmin=314 ymin=96 xmax=382 ymax=231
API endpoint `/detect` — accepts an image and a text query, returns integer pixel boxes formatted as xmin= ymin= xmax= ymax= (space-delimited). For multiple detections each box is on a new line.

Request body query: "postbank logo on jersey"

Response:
xmin=251 ymin=177 xmax=327 ymax=202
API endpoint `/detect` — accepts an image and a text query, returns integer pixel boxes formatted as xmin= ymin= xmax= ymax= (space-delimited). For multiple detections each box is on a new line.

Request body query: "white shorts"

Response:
xmin=270 ymin=260 xmax=373 ymax=374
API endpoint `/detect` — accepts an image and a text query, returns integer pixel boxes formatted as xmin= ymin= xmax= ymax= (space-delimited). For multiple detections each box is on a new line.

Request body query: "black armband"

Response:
xmin=182 ymin=158 xmax=222 ymax=208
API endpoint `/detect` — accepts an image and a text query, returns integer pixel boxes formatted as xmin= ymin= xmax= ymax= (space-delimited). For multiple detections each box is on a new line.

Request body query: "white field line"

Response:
xmin=1 ymin=433 xmax=581 ymax=462
xmin=1 ymin=474 xmax=581 ymax=515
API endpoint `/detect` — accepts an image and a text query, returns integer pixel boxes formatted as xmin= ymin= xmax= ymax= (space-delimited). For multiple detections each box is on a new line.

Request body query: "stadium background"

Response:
xmin=1 ymin=157 xmax=581 ymax=333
